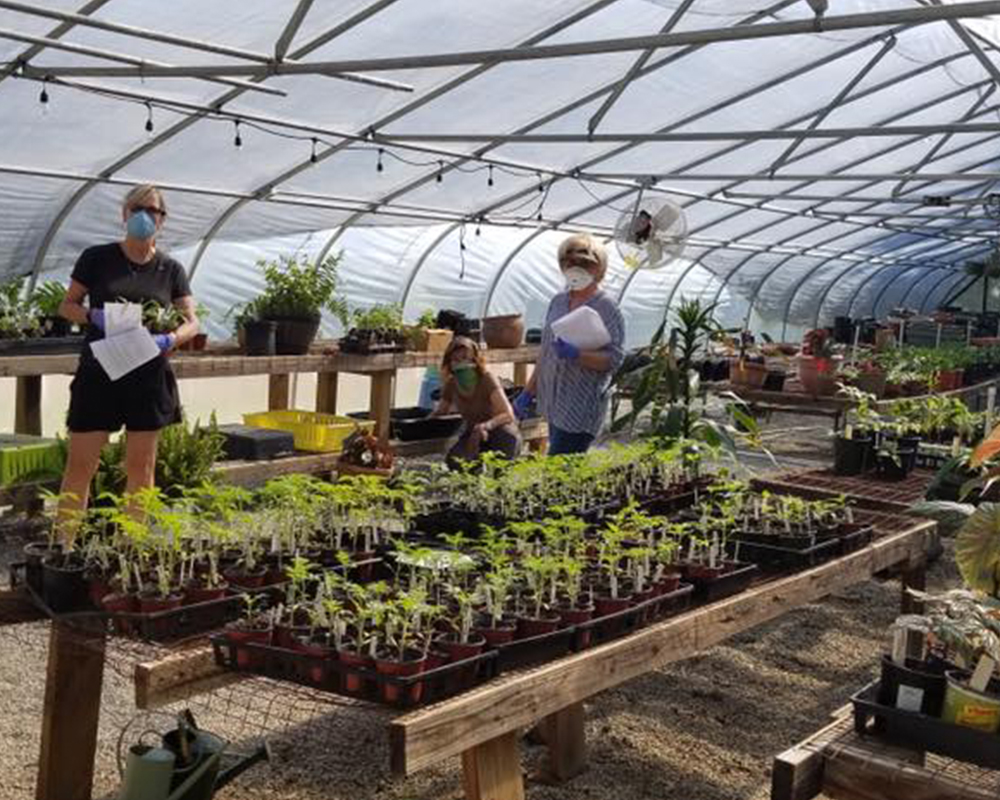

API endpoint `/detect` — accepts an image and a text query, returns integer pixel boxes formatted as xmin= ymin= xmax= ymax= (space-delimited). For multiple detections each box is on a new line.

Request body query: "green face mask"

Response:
xmin=453 ymin=363 xmax=479 ymax=391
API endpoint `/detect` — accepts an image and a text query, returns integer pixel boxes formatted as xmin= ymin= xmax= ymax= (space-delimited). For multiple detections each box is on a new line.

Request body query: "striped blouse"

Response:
xmin=536 ymin=290 xmax=625 ymax=437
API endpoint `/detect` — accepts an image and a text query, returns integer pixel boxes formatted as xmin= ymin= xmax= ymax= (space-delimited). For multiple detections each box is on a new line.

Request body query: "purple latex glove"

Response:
xmin=88 ymin=308 xmax=104 ymax=330
xmin=153 ymin=333 xmax=175 ymax=353
xmin=512 ymin=390 xmax=534 ymax=420
xmin=553 ymin=337 xmax=580 ymax=360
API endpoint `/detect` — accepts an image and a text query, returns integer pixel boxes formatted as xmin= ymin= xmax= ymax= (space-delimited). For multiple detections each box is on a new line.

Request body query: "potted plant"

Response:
xmin=226 ymin=593 xmax=273 ymax=668
xmin=374 ymin=587 xmax=437 ymax=704
xmin=178 ymin=303 xmax=210 ymax=351
xmin=730 ymin=330 xmax=768 ymax=390
xmin=405 ymin=308 xmax=453 ymax=353
xmin=31 ymin=280 xmax=73 ymax=337
xmin=254 ymin=253 xmax=349 ymax=354
xmin=799 ymin=328 xmax=841 ymax=396
xmin=340 ymin=303 xmax=406 ymax=354
xmin=833 ymin=385 xmax=879 ymax=476
xmin=839 ymin=358 xmax=887 ymax=398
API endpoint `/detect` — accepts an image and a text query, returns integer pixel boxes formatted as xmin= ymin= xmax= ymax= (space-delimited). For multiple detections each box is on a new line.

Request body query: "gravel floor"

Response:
xmin=0 ymin=423 xmax=959 ymax=800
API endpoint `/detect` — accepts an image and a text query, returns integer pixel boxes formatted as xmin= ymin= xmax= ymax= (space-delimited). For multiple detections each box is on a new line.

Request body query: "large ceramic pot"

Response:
xmin=798 ymin=355 xmax=842 ymax=396
xmin=730 ymin=360 xmax=768 ymax=390
xmin=266 ymin=316 xmax=320 ymax=355
xmin=482 ymin=314 xmax=524 ymax=349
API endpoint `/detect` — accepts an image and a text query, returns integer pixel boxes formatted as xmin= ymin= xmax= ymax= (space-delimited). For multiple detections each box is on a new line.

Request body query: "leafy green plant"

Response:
xmin=255 ymin=253 xmax=349 ymax=326
xmin=351 ymin=303 xmax=404 ymax=333
xmin=417 ymin=309 xmax=437 ymax=329
xmin=31 ymin=281 xmax=66 ymax=317
xmin=0 ymin=276 xmax=38 ymax=339
xmin=142 ymin=300 xmax=186 ymax=333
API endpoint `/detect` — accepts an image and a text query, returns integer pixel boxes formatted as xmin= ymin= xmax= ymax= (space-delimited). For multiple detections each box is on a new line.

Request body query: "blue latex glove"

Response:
xmin=88 ymin=308 xmax=104 ymax=330
xmin=153 ymin=333 xmax=175 ymax=353
xmin=512 ymin=390 xmax=534 ymax=420
xmin=553 ymin=337 xmax=580 ymax=360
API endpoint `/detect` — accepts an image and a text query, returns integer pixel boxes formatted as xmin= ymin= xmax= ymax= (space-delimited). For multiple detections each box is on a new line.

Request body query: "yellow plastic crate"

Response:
xmin=243 ymin=410 xmax=375 ymax=453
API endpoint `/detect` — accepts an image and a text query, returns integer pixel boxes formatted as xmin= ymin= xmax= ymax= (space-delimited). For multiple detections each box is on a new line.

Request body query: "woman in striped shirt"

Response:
xmin=513 ymin=234 xmax=625 ymax=455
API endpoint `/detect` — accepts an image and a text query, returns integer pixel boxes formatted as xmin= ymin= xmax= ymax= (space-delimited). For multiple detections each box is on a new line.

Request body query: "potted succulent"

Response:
xmin=254 ymin=253 xmax=349 ymax=354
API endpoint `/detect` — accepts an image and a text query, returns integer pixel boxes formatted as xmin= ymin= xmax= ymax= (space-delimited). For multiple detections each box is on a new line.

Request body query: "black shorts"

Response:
xmin=68 ymin=349 xmax=182 ymax=433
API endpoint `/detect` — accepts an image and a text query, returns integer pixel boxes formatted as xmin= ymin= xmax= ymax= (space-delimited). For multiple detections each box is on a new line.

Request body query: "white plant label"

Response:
xmin=971 ymin=654 xmax=995 ymax=693
xmin=895 ymin=684 xmax=924 ymax=713
xmin=891 ymin=630 xmax=907 ymax=666
xmin=844 ymin=424 xmax=853 ymax=441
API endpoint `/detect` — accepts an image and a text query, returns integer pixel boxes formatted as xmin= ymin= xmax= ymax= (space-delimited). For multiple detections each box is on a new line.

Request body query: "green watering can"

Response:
xmin=119 ymin=712 xmax=268 ymax=800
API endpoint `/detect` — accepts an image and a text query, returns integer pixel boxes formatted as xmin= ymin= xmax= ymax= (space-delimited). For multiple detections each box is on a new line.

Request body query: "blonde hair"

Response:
xmin=122 ymin=184 xmax=166 ymax=216
xmin=557 ymin=233 xmax=607 ymax=279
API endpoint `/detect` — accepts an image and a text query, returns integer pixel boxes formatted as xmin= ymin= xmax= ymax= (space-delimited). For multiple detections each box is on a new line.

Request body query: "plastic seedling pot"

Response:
xmin=942 ymin=670 xmax=1000 ymax=732
xmin=833 ymin=435 xmax=873 ymax=476
xmin=877 ymin=654 xmax=950 ymax=717
xmin=41 ymin=553 xmax=89 ymax=613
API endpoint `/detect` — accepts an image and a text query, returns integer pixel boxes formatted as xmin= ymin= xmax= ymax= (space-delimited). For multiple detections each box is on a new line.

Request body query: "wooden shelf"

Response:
xmin=0 ymin=345 xmax=540 ymax=379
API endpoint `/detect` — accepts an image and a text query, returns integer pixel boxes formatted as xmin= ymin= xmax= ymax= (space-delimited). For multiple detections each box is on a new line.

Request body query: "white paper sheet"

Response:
xmin=551 ymin=305 xmax=611 ymax=350
xmin=90 ymin=326 xmax=160 ymax=381
xmin=103 ymin=301 xmax=143 ymax=336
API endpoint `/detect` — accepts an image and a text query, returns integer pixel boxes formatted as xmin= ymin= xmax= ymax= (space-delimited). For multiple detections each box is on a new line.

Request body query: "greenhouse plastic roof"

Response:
xmin=4 ymin=0 xmax=1000 ymax=344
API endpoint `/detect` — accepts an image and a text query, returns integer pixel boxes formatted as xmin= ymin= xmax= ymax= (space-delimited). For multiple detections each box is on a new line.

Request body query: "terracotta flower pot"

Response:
xmin=474 ymin=623 xmax=516 ymax=648
xmin=593 ymin=594 xmax=633 ymax=618
xmin=337 ymin=646 xmax=373 ymax=696
xmin=936 ymin=369 xmax=964 ymax=392
xmin=482 ymin=314 xmax=524 ymax=349
xmin=226 ymin=626 xmax=271 ymax=669
xmin=183 ymin=583 xmax=228 ymax=606
xmin=102 ymin=592 xmax=138 ymax=636
xmin=375 ymin=650 xmax=427 ymax=705
xmin=798 ymin=355 xmax=841 ymax=396
xmin=515 ymin=612 xmax=562 ymax=639
xmin=730 ymin=360 xmax=768 ymax=390
xmin=440 ymin=633 xmax=486 ymax=663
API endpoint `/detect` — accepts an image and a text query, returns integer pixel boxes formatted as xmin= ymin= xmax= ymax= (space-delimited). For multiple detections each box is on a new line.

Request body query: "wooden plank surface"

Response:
xmin=461 ymin=731 xmax=525 ymax=800
xmin=134 ymin=645 xmax=241 ymax=710
xmin=370 ymin=371 xmax=394 ymax=444
xmin=771 ymin=713 xmax=852 ymax=800
xmin=316 ymin=371 xmax=339 ymax=414
xmin=390 ymin=522 xmax=934 ymax=776
xmin=214 ymin=452 xmax=340 ymax=486
xmin=36 ymin=620 xmax=106 ymax=800
xmin=0 ymin=346 xmax=541 ymax=378
xmin=268 ymin=374 xmax=290 ymax=411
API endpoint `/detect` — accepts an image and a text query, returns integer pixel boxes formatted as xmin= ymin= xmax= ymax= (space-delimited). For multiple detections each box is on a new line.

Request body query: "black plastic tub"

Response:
xmin=833 ymin=436 xmax=874 ymax=476
xmin=877 ymin=654 xmax=950 ymax=717
xmin=852 ymin=680 xmax=1000 ymax=770
xmin=219 ymin=424 xmax=295 ymax=460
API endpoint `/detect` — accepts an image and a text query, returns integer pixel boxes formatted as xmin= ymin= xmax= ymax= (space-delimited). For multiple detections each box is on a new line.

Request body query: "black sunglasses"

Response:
xmin=131 ymin=205 xmax=166 ymax=218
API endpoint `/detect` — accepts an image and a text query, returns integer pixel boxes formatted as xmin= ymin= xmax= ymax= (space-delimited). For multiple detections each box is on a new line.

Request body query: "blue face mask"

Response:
xmin=126 ymin=210 xmax=157 ymax=241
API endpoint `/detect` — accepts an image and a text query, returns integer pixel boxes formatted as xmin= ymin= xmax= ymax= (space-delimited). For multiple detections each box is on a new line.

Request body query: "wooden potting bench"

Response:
xmin=118 ymin=512 xmax=936 ymax=800
xmin=771 ymin=707 xmax=1000 ymax=800
xmin=0 ymin=345 xmax=544 ymax=488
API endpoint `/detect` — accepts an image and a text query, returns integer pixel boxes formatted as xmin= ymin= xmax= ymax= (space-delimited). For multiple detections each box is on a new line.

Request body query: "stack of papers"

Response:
xmin=90 ymin=302 xmax=160 ymax=381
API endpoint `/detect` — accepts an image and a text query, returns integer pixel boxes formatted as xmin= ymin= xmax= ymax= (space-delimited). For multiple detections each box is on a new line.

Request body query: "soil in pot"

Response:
xmin=183 ymin=582 xmax=229 ymax=606
xmin=833 ymin=434 xmax=874 ymax=476
xmin=515 ymin=612 xmax=562 ymax=639
xmin=222 ymin=565 xmax=268 ymax=589
xmin=41 ymin=552 xmax=89 ymax=612
xmin=243 ymin=320 xmax=276 ymax=356
xmin=374 ymin=649 xmax=427 ymax=705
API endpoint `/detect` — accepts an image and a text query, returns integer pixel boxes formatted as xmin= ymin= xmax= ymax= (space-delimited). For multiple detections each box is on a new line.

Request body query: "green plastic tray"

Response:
xmin=0 ymin=434 xmax=64 ymax=486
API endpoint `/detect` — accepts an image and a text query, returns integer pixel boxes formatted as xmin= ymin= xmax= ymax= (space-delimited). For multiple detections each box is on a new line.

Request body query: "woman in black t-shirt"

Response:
xmin=56 ymin=184 xmax=200 ymax=540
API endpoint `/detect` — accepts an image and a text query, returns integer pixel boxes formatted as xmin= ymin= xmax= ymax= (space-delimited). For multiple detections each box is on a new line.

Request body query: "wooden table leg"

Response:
xmin=513 ymin=362 xmax=531 ymax=388
xmin=316 ymin=371 xmax=339 ymax=415
xmin=15 ymin=375 xmax=43 ymax=435
xmin=461 ymin=731 xmax=524 ymax=800
xmin=268 ymin=374 xmax=290 ymax=411
xmin=370 ymin=371 xmax=394 ymax=444
xmin=900 ymin=557 xmax=927 ymax=614
xmin=36 ymin=619 xmax=107 ymax=800
xmin=540 ymin=702 xmax=586 ymax=782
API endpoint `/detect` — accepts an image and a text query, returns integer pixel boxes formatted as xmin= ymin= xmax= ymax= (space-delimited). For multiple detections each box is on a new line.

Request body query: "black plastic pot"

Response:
xmin=833 ymin=435 xmax=873 ymax=476
xmin=243 ymin=320 xmax=277 ymax=356
xmin=24 ymin=541 xmax=60 ymax=593
xmin=268 ymin=316 xmax=320 ymax=355
xmin=875 ymin=448 xmax=917 ymax=481
xmin=877 ymin=654 xmax=949 ymax=717
xmin=763 ymin=371 xmax=787 ymax=392
xmin=41 ymin=553 xmax=90 ymax=612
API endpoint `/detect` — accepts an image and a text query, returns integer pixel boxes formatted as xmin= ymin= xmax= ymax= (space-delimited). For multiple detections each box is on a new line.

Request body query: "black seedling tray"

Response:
xmin=211 ymin=635 xmax=499 ymax=709
xmin=9 ymin=561 xmax=245 ymax=643
xmin=0 ymin=335 xmax=85 ymax=356
xmin=731 ymin=528 xmax=841 ymax=548
xmin=727 ymin=536 xmax=841 ymax=572
xmin=218 ymin=424 xmax=295 ymax=460
xmin=837 ymin=523 xmax=875 ymax=555
xmin=852 ymin=680 xmax=1000 ymax=770
xmin=577 ymin=583 xmax=694 ymax=648
xmin=684 ymin=562 xmax=759 ymax=603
